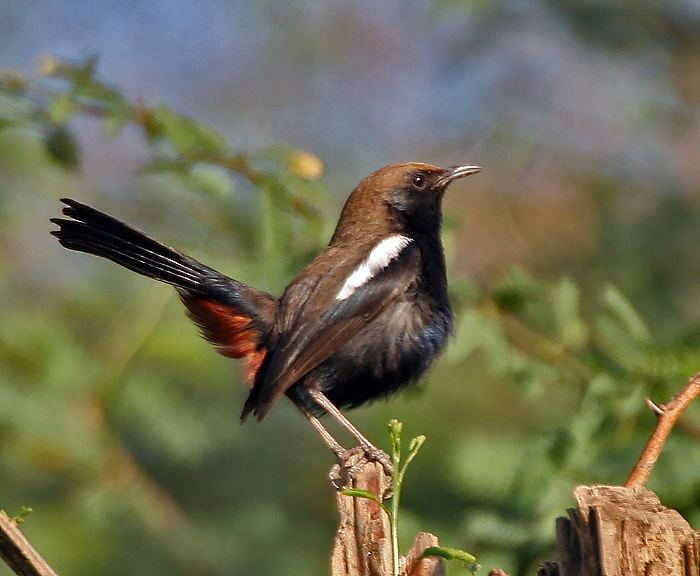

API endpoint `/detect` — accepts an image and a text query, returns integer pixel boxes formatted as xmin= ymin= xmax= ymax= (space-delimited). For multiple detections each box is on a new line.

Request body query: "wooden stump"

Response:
xmin=331 ymin=455 xmax=444 ymax=576
xmin=544 ymin=485 xmax=700 ymax=576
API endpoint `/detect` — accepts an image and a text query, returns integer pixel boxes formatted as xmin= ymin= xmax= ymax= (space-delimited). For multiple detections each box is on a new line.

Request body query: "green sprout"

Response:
xmin=12 ymin=506 xmax=33 ymax=525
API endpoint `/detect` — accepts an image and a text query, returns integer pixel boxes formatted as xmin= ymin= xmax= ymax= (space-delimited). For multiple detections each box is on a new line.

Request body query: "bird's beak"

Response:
xmin=436 ymin=165 xmax=482 ymax=188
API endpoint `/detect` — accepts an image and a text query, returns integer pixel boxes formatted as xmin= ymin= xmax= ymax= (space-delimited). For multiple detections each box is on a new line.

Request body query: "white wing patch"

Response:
xmin=336 ymin=235 xmax=413 ymax=300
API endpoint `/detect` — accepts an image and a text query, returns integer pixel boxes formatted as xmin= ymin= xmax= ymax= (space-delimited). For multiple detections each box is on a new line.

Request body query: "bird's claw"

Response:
xmin=329 ymin=445 xmax=394 ymax=490
xmin=361 ymin=444 xmax=394 ymax=477
xmin=329 ymin=446 xmax=365 ymax=489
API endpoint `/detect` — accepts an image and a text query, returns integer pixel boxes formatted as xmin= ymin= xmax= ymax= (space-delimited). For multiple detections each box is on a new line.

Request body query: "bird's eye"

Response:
xmin=412 ymin=173 xmax=427 ymax=190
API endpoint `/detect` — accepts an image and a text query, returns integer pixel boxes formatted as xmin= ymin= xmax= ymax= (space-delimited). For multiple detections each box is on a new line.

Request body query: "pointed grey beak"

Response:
xmin=436 ymin=165 xmax=482 ymax=188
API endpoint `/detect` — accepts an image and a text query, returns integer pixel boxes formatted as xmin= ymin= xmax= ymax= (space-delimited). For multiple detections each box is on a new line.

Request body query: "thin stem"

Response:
xmin=390 ymin=475 xmax=400 ymax=576
xmin=389 ymin=420 xmax=402 ymax=576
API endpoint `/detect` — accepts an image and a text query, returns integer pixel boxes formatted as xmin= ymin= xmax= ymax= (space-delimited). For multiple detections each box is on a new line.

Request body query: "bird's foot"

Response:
xmin=361 ymin=443 xmax=394 ymax=477
xmin=329 ymin=444 xmax=394 ymax=491
xmin=329 ymin=446 xmax=367 ymax=490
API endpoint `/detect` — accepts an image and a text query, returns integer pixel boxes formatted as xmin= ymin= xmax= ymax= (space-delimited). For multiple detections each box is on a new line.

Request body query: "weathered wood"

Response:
xmin=400 ymin=533 xmax=445 ymax=576
xmin=0 ymin=511 xmax=59 ymax=576
xmin=331 ymin=454 xmax=444 ymax=576
xmin=544 ymin=485 xmax=699 ymax=576
xmin=332 ymin=456 xmax=392 ymax=576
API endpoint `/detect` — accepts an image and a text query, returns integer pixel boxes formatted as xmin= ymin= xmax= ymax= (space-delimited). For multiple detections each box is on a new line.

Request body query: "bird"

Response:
xmin=50 ymin=162 xmax=481 ymax=482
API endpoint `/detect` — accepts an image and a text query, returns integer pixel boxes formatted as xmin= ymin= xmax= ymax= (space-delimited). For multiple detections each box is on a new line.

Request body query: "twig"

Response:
xmin=0 ymin=511 xmax=59 ymax=576
xmin=625 ymin=372 xmax=700 ymax=487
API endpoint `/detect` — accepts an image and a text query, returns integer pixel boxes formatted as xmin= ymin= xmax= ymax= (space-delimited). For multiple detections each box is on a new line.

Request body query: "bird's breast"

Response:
xmin=311 ymin=293 xmax=452 ymax=410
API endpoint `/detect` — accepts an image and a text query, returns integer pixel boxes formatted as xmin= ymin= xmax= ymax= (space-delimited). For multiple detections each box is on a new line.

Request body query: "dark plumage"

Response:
xmin=51 ymin=162 xmax=480 ymax=477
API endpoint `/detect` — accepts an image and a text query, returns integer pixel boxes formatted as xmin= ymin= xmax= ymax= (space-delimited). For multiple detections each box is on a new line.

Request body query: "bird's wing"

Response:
xmin=52 ymin=198 xmax=276 ymax=383
xmin=243 ymin=242 xmax=421 ymax=420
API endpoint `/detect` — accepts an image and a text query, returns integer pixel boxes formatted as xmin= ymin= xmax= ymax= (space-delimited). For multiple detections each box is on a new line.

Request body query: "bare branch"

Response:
xmin=0 ymin=511 xmax=59 ymax=576
xmin=626 ymin=372 xmax=700 ymax=487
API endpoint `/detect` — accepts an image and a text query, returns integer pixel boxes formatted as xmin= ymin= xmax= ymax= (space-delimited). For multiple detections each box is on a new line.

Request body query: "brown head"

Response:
xmin=330 ymin=162 xmax=481 ymax=243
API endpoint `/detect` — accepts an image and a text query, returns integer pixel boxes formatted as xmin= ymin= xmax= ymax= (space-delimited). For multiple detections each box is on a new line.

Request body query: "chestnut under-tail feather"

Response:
xmin=184 ymin=298 xmax=269 ymax=384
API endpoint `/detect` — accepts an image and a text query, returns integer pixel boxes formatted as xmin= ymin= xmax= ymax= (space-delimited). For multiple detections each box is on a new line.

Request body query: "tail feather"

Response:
xmin=59 ymin=197 xmax=209 ymax=273
xmin=51 ymin=220 xmax=203 ymax=289
xmin=51 ymin=198 xmax=278 ymax=368
xmin=51 ymin=198 xmax=213 ymax=292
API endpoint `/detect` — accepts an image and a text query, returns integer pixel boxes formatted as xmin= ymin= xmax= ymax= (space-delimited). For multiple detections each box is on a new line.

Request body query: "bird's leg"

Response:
xmin=297 ymin=403 xmax=344 ymax=454
xmin=296 ymin=403 xmax=369 ymax=488
xmin=306 ymin=388 xmax=394 ymax=477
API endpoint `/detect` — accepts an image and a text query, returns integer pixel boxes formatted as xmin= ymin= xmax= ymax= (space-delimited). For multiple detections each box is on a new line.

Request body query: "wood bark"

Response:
xmin=331 ymin=455 xmax=444 ymax=576
xmin=541 ymin=485 xmax=699 ymax=576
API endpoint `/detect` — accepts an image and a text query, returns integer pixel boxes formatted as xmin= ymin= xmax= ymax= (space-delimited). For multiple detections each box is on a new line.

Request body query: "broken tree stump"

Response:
xmin=331 ymin=454 xmax=444 ymax=576
xmin=544 ymin=485 xmax=700 ymax=576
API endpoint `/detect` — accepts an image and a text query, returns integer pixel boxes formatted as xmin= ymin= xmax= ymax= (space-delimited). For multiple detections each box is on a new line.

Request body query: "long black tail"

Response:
xmin=52 ymin=198 xmax=278 ymax=365
xmin=51 ymin=198 xmax=220 ymax=293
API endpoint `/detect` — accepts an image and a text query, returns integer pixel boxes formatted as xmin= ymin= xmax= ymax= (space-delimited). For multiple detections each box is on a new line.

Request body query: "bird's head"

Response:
xmin=332 ymin=162 xmax=481 ymax=241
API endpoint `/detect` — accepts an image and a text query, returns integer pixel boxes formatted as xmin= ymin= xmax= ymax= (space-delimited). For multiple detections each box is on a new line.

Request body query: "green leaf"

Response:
xmin=552 ymin=277 xmax=588 ymax=349
xmin=148 ymin=104 xmax=228 ymax=158
xmin=388 ymin=419 xmax=403 ymax=465
xmin=602 ymin=284 xmax=650 ymax=341
xmin=340 ymin=489 xmax=390 ymax=515
xmin=48 ymin=93 xmax=75 ymax=124
xmin=340 ymin=488 xmax=381 ymax=503
xmin=491 ymin=268 xmax=545 ymax=312
xmin=187 ymin=163 xmax=235 ymax=198
xmin=71 ymin=55 xmax=99 ymax=85
xmin=103 ymin=102 xmax=132 ymax=136
xmin=12 ymin=506 xmax=33 ymax=525
xmin=45 ymin=126 xmax=80 ymax=169
xmin=401 ymin=435 xmax=426 ymax=480
xmin=422 ymin=545 xmax=478 ymax=567
xmin=408 ymin=435 xmax=426 ymax=455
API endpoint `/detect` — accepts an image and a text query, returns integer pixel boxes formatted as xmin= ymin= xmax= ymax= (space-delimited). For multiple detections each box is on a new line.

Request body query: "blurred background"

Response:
xmin=2 ymin=2 xmax=700 ymax=574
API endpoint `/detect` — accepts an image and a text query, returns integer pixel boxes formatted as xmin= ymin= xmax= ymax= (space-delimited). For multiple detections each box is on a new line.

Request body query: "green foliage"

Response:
xmin=144 ymin=104 xmax=228 ymax=158
xmin=45 ymin=126 xmax=80 ymax=169
xmin=438 ymin=266 xmax=700 ymax=569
